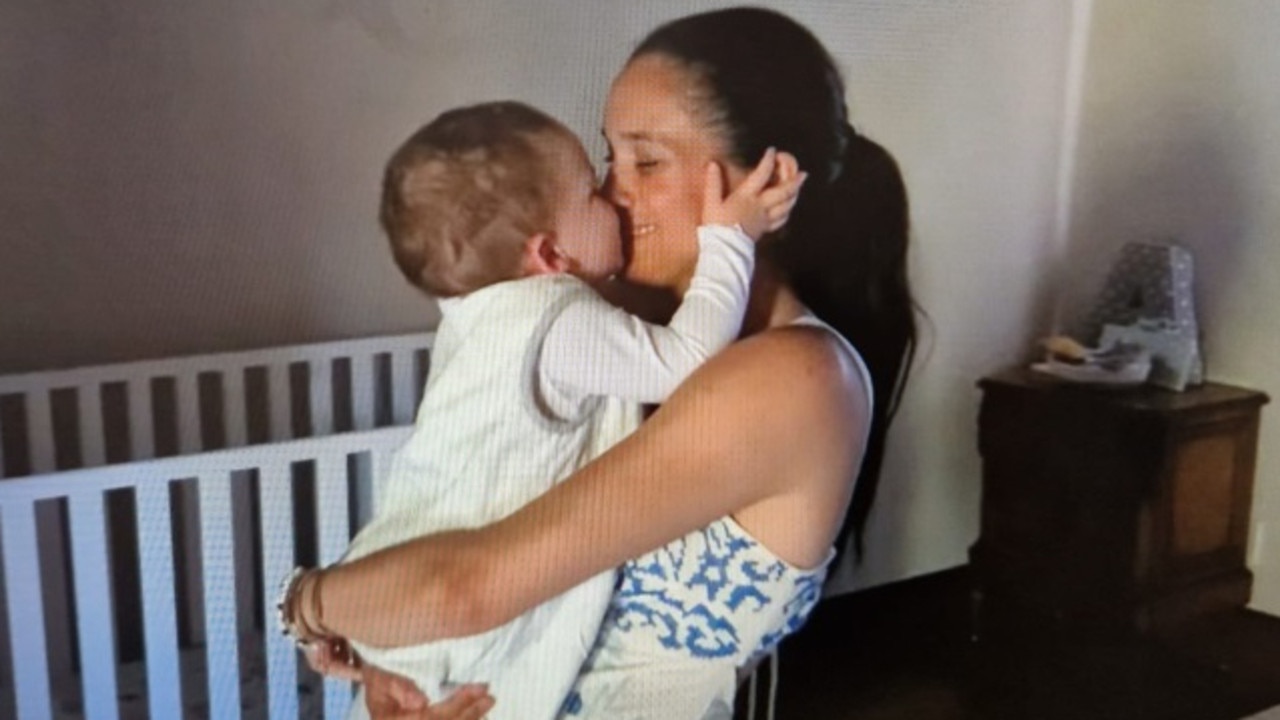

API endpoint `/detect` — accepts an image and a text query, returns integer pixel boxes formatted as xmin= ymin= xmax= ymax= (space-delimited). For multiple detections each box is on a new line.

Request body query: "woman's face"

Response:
xmin=603 ymin=54 xmax=739 ymax=292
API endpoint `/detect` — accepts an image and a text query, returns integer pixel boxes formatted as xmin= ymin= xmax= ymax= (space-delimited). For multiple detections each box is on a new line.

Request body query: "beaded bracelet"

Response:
xmin=275 ymin=566 xmax=329 ymax=649
xmin=275 ymin=567 xmax=308 ymax=648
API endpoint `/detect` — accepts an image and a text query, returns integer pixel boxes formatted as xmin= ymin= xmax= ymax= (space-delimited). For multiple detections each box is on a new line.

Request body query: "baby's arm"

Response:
xmin=540 ymin=150 xmax=804 ymax=407
xmin=539 ymin=224 xmax=753 ymax=407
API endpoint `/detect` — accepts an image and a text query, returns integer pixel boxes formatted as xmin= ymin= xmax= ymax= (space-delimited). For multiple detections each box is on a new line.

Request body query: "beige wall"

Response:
xmin=0 ymin=1 xmax=639 ymax=371
xmin=1065 ymin=0 xmax=1280 ymax=613
xmin=811 ymin=1 xmax=1077 ymax=591
xmin=0 ymin=1 xmax=1076 ymax=592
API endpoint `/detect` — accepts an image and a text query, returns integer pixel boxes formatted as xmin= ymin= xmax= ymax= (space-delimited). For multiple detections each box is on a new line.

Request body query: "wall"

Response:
xmin=801 ymin=1 xmax=1077 ymax=591
xmin=0 ymin=0 xmax=630 ymax=371
xmin=1065 ymin=0 xmax=1280 ymax=613
xmin=0 ymin=1 xmax=1076 ymax=592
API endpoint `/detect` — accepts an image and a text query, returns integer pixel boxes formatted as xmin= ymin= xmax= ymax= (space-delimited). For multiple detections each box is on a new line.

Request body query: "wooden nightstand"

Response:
xmin=970 ymin=368 xmax=1269 ymax=637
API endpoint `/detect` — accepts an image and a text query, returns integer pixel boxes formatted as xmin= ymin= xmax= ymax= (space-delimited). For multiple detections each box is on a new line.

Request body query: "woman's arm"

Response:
xmin=318 ymin=326 xmax=869 ymax=648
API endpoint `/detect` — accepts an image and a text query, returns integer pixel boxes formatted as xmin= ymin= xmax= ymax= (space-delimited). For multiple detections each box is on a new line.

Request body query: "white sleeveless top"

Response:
xmin=558 ymin=313 xmax=873 ymax=720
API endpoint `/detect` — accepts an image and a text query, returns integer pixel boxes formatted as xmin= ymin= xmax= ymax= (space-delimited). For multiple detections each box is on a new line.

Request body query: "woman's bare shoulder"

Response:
xmin=670 ymin=324 xmax=870 ymax=565
xmin=699 ymin=323 xmax=869 ymax=415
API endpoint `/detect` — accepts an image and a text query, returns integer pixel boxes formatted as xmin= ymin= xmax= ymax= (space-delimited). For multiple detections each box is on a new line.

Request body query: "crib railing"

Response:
xmin=0 ymin=425 xmax=412 ymax=720
xmin=0 ymin=332 xmax=433 ymax=710
xmin=0 ymin=332 xmax=433 ymax=477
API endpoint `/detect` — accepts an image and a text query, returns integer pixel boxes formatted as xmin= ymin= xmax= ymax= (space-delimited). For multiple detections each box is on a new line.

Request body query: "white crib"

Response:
xmin=0 ymin=333 xmax=434 ymax=719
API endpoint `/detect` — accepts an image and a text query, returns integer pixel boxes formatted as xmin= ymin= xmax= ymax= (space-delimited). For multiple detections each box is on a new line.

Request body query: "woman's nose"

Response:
xmin=602 ymin=171 xmax=631 ymax=208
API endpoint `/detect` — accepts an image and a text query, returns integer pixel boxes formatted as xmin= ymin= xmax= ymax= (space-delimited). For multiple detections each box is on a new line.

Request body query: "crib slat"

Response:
xmin=26 ymin=390 xmax=55 ymax=475
xmin=368 ymin=447 xmax=395 ymax=522
xmin=391 ymin=349 xmax=419 ymax=425
xmin=0 ymin=410 xmax=9 ymax=477
xmin=259 ymin=461 xmax=299 ymax=720
xmin=135 ymin=482 xmax=183 ymax=720
xmin=268 ymin=364 xmax=292 ymax=442
xmin=315 ymin=452 xmax=355 ymax=720
xmin=324 ymin=674 xmax=353 ymax=720
xmin=77 ymin=385 xmax=107 ymax=468
xmin=2 ymin=501 xmax=53 ymax=720
xmin=309 ymin=359 xmax=333 ymax=437
xmin=223 ymin=368 xmax=248 ymax=448
xmin=324 ymin=684 xmax=353 ymax=720
xmin=351 ymin=355 xmax=375 ymax=431
xmin=197 ymin=471 xmax=241 ymax=719
xmin=68 ymin=492 xmax=120 ymax=720
xmin=176 ymin=374 xmax=201 ymax=454
xmin=126 ymin=380 xmax=155 ymax=461
xmin=0 ymin=522 xmax=10 ymax=717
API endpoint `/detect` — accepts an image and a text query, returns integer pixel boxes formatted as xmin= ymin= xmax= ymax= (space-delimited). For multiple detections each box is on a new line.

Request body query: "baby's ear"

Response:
xmin=521 ymin=233 xmax=570 ymax=276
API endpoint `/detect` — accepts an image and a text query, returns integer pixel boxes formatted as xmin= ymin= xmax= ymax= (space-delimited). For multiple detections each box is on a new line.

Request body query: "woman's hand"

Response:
xmin=304 ymin=637 xmax=363 ymax=683
xmin=363 ymin=664 xmax=496 ymax=720
xmin=703 ymin=148 xmax=806 ymax=241
xmin=305 ymin=645 xmax=495 ymax=719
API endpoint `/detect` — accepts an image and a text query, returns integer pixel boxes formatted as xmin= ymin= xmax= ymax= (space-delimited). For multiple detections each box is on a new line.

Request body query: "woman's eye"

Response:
xmin=635 ymin=159 xmax=659 ymax=172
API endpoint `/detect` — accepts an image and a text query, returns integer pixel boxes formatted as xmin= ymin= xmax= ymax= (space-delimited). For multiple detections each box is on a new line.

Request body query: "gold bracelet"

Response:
xmin=310 ymin=568 xmax=330 ymax=638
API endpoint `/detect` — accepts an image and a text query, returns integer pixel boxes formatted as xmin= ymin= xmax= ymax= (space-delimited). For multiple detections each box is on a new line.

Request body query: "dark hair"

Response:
xmin=634 ymin=7 xmax=919 ymax=560
xmin=380 ymin=101 xmax=565 ymax=297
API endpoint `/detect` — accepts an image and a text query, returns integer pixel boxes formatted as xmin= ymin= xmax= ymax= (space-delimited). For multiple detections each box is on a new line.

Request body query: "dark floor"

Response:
xmin=739 ymin=568 xmax=1280 ymax=720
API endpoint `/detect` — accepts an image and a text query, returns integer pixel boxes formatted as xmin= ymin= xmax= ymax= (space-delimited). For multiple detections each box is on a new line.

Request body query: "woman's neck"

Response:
xmin=741 ymin=262 xmax=806 ymax=336
xmin=599 ymin=262 xmax=806 ymax=334
xmin=595 ymin=277 xmax=680 ymax=323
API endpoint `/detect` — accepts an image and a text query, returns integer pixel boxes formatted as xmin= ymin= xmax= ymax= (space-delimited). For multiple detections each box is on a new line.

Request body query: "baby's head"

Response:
xmin=380 ymin=101 xmax=622 ymax=298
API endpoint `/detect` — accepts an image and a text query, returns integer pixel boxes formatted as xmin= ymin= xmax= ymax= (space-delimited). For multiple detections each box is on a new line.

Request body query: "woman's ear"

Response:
xmin=522 ymin=233 xmax=571 ymax=276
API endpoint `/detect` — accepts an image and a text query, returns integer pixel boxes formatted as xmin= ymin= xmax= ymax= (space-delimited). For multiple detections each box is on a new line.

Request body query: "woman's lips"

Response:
xmin=633 ymin=223 xmax=657 ymax=237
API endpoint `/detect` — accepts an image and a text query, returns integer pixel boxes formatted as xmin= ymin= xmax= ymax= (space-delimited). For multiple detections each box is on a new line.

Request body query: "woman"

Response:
xmin=303 ymin=7 xmax=916 ymax=718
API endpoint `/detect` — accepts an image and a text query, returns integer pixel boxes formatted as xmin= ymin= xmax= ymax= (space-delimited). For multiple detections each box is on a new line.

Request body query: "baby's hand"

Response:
xmin=702 ymin=148 xmax=807 ymax=241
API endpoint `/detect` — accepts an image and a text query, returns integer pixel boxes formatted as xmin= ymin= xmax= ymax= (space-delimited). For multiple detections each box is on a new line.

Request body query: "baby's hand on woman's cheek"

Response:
xmin=701 ymin=148 xmax=807 ymax=242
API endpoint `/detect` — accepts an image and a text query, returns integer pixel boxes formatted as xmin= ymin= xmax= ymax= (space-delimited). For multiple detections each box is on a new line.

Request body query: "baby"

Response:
xmin=280 ymin=101 xmax=796 ymax=720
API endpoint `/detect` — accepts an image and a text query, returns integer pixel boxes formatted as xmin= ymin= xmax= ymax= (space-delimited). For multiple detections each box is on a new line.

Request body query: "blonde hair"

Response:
xmin=380 ymin=102 xmax=566 ymax=297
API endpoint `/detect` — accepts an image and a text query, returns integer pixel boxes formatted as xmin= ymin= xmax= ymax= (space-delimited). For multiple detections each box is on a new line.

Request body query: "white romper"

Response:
xmin=342 ymin=226 xmax=756 ymax=720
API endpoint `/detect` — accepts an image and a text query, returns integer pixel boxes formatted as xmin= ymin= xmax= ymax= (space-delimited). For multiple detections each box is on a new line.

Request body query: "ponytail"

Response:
xmin=767 ymin=126 xmax=918 ymax=559
xmin=634 ymin=8 xmax=919 ymax=563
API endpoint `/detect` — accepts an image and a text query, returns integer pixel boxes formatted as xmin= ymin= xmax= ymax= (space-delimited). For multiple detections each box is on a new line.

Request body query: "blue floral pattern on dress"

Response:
xmin=559 ymin=517 xmax=833 ymax=718
xmin=560 ymin=314 xmax=868 ymax=718
xmin=608 ymin=519 xmax=825 ymax=660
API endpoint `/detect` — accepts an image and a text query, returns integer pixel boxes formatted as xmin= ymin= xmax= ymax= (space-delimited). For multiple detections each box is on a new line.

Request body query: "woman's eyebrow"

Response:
xmin=601 ymin=129 xmax=660 ymax=143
